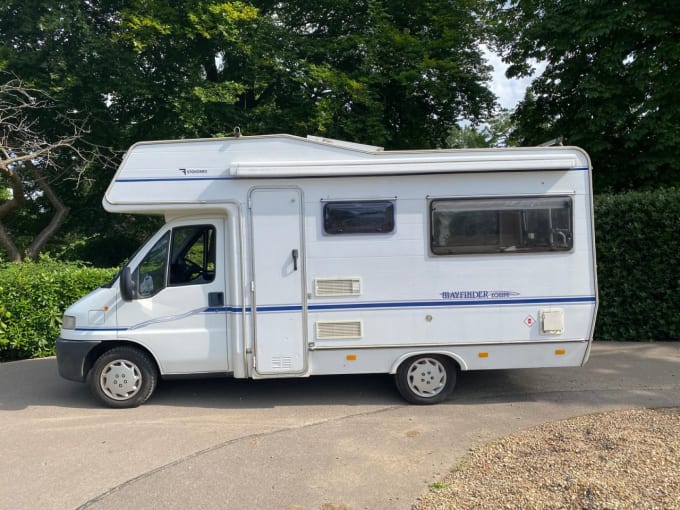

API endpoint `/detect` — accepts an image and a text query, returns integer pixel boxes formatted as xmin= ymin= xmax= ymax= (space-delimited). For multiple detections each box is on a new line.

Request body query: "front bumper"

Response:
xmin=55 ymin=338 xmax=102 ymax=382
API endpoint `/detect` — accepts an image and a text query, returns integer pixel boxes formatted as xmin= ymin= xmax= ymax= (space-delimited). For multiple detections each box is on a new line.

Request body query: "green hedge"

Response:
xmin=594 ymin=188 xmax=680 ymax=340
xmin=0 ymin=259 xmax=117 ymax=361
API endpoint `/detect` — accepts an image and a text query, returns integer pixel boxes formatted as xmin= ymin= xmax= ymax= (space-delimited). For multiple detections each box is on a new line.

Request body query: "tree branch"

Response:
xmin=0 ymin=77 xmax=104 ymax=261
xmin=0 ymin=165 xmax=26 ymax=217
xmin=24 ymin=161 xmax=70 ymax=260
xmin=0 ymin=220 xmax=21 ymax=262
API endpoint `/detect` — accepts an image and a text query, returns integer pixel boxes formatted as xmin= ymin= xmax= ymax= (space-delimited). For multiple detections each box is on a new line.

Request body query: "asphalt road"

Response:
xmin=1 ymin=342 xmax=678 ymax=510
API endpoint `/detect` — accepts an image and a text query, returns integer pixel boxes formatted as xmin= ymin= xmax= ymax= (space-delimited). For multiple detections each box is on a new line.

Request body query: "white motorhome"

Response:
xmin=56 ymin=134 xmax=598 ymax=407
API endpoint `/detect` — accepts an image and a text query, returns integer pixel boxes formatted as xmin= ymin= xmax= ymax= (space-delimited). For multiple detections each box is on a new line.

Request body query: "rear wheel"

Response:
xmin=88 ymin=346 xmax=158 ymax=408
xmin=395 ymin=355 xmax=456 ymax=405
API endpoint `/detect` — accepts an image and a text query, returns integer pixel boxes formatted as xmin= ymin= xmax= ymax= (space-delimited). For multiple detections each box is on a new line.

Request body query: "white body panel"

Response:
xmin=62 ymin=135 xmax=597 ymax=380
xmin=114 ymin=217 xmax=229 ymax=373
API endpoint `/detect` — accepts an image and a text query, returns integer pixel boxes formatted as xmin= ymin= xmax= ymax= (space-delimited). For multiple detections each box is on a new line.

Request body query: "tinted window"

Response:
xmin=431 ymin=196 xmax=572 ymax=255
xmin=324 ymin=201 xmax=395 ymax=234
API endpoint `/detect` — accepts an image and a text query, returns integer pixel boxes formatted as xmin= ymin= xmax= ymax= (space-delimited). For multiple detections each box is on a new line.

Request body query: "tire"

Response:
xmin=395 ymin=355 xmax=456 ymax=405
xmin=88 ymin=346 xmax=158 ymax=408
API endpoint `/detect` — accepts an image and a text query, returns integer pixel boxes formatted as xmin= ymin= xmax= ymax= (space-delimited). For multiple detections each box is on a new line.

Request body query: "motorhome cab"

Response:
xmin=56 ymin=134 xmax=598 ymax=408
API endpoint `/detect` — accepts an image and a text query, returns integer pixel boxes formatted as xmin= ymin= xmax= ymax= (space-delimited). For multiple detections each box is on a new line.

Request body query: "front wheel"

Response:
xmin=395 ymin=355 xmax=456 ymax=405
xmin=88 ymin=346 xmax=158 ymax=408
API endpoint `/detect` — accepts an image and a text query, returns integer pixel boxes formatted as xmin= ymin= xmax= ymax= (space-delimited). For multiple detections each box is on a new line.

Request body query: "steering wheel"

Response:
xmin=182 ymin=257 xmax=203 ymax=280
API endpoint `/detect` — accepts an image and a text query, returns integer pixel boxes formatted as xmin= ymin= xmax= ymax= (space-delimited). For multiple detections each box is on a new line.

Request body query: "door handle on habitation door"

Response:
xmin=292 ymin=249 xmax=299 ymax=271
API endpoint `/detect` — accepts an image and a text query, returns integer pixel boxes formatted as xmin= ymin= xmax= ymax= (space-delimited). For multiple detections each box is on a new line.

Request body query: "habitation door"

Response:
xmin=250 ymin=187 xmax=307 ymax=375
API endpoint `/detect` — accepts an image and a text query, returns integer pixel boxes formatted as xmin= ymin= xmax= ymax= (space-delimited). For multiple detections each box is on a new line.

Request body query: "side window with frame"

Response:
xmin=132 ymin=224 xmax=217 ymax=298
xmin=169 ymin=225 xmax=216 ymax=286
xmin=430 ymin=196 xmax=573 ymax=255
xmin=323 ymin=200 xmax=395 ymax=235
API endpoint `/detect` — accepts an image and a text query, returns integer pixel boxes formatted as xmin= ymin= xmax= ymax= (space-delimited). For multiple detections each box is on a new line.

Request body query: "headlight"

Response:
xmin=62 ymin=315 xmax=76 ymax=330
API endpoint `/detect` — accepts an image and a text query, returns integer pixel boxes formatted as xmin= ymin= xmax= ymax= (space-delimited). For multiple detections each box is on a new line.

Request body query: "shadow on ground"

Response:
xmin=1 ymin=342 xmax=678 ymax=411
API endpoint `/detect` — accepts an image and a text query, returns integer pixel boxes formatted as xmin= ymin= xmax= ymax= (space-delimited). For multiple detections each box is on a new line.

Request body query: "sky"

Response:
xmin=483 ymin=46 xmax=545 ymax=110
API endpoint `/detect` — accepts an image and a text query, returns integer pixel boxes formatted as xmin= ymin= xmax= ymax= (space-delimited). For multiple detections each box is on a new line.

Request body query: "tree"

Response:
xmin=0 ymin=78 xmax=99 ymax=261
xmin=86 ymin=0 xmax=497 ymax=148
xmin=0 ymin=0 xmax=498 ymax=264
xmin=256 ymin=0 xmax=496 ymax=148
xmin=0 ymin=1 xmax=174 ymax=264
xmin=2 ymin=0 xmax=497 ymax=148
xmin=447 ymin=109 xmax=518 ymax=148
xmin=490 ymin=0 xmax=680 ymax=191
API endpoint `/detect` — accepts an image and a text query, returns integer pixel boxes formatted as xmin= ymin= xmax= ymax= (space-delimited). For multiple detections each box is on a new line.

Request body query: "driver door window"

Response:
xmin=134 ymin=224 xmax=216 ymax=298
xmin=169 ymin=225 xmax=216 ymax=286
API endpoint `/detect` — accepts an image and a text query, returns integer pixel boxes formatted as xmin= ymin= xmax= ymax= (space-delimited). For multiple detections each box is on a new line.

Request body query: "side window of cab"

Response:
xmin=134 ymin=225 xmax=216 ymax=298
xmin=169 ymin=225 xmax=216 ymax=286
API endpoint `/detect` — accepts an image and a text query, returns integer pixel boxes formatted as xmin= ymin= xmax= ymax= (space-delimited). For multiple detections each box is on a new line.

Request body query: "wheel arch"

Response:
xmin=389 ymin=350 xmax=467 ymax=374
xmin=84 ymin=340 xmax=161 ymax=380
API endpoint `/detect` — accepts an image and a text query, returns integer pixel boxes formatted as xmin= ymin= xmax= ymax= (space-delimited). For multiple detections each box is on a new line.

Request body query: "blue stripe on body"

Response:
xmin=308 ymin=296 xmax=595 ymax=311
xmin=116 ymin=177 xmax=232 ymax=183
xmin=74 ymin=296 xmax=596 ymax=332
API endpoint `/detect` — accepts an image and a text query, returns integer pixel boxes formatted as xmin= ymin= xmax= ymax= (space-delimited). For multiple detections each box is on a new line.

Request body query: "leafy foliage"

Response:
xmin=0 ymin=78 xmax=110 ymax=261
xmin=446 ymin=124 xmax=490 ymax=148
xmin=490 ymin=0 xmax=680 ymax=191
xmin=0 ymin=258 xmax=117 ymax=360
xmin=447 ymin=109 xmax=518 ymax=148
xmin=594 ymin=188 xmax=680 ymax=340
xmin=256 ymin=0 xmax=496 ymax=148
xmin=0 ymin=0 xmax=497 ymax=263
xmin=3 ymin=0 xmax=497 ymax=150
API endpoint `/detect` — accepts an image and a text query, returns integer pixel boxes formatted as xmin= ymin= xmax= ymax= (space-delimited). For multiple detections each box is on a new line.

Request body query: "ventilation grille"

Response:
xmin=316 ymin=320 xmax=363 ymax=339
xmin=271 ymin=356 xmax=293 ymax=370
xmin=314 ymin=278 xmax=361 ymax=297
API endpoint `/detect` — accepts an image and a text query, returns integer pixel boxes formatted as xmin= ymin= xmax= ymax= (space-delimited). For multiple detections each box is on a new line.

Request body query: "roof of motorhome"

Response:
xmin=115 ymin=133 xmax=591 ymax=180
xmin=104 ymin=134 xmax=592 ymax=212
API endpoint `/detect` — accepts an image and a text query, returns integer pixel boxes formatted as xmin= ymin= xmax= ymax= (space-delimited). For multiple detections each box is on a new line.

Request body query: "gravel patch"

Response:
xmin=414 ymin=408 xmax=680 ymax=510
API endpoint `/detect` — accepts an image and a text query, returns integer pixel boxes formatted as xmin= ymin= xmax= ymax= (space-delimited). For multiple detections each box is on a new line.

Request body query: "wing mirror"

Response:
xmin=119 ymin=266 xmax=138 ymax=301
